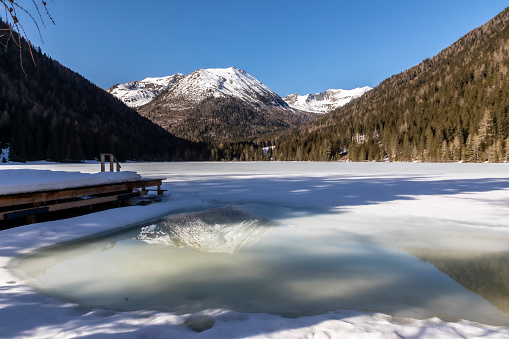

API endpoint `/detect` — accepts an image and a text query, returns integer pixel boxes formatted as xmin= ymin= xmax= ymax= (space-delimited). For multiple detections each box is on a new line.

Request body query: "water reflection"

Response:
xmin=10 ymin=205 xmax=509 ymax=326
xmin=406 ymin=248 xmax=509 ymax=315
xmin=133 ymin=207 xmax=278 ymax=253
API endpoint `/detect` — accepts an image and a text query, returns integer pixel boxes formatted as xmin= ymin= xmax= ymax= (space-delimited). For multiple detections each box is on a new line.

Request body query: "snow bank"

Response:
xmin=0 ymin=169 xmax=142 ymax=195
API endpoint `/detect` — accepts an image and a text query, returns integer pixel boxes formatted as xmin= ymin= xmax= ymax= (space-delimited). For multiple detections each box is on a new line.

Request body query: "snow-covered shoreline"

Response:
xmin=2 ymin=162 xmax=509 ymax=338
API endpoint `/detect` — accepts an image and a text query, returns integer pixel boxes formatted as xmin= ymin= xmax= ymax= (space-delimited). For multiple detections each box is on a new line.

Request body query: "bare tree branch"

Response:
xmin=0 ymin=0 xmax=55 ymax=74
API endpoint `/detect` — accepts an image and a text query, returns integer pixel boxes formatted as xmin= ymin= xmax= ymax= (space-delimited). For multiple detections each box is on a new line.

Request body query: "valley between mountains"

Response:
xmin=107 ymin=67 xmax=370 ymax=142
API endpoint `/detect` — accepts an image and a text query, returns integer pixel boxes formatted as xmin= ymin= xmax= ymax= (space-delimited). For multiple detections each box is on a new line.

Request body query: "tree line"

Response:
xmin=0 ymin=20 xmax=207 ymax=162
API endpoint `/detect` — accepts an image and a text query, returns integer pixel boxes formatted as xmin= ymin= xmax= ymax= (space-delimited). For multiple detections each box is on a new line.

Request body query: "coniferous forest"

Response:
xmin=270 ymin=7 xmax=509 ymax=162
xmin=0 ymin=21 xmax=206 ymax=162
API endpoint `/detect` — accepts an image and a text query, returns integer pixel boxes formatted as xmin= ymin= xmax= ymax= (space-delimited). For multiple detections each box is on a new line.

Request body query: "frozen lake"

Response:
xmin=4 ymin=161 xmax=509 ymax=337
xmin=8 ymin=162 xmax=509 ymax=326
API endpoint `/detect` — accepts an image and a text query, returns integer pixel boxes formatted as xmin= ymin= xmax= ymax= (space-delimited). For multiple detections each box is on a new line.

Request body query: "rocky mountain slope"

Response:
xmin=137 ymin=67 xmax=316 ymax=142
xmin=107 ymin=74 xmax=185 ymax=108
xmin=283 ymin=87 xmax=371 ymax=114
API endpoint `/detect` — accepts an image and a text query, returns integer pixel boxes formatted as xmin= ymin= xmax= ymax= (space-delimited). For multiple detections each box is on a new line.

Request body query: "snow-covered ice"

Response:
xmin=2 ymin=162 xmax=509 ymax=338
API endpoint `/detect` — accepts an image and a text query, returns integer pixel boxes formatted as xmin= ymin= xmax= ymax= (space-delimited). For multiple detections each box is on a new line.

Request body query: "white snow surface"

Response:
xmin=2 ymin=162 xmax=509 ymax=338
xmin=284 ymin=86 xmax=372 ymax=114
xmin=0 ymin=146 xmax=8 ymax=162
xmin=0 ymin=169 xmax=141 ymax=195
xmin=107 ymin=74 xmax=185 ymax=108
xmin=159 ymin=67 xmax=289 ymax=110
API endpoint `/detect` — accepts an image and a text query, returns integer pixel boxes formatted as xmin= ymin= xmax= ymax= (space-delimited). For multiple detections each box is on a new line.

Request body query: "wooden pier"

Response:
xmin=0 ymin=156 xmax=167 ymax=228
xmin=0 ymin=177 xmax=166 ymax=228
xmin=0 ymin=178 xmax=166 ymax=229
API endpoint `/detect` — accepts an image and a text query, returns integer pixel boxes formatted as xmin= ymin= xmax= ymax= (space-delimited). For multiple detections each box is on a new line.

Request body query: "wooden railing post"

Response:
xmin=100 ymin=154 xmax=106 ymax=172
xmin=100 ymin=153 xmax=121 ymax=172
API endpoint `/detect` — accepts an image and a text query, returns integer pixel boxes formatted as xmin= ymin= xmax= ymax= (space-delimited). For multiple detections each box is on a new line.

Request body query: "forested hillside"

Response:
xmin=141 ymin=96 xmax=316 ymax=143
xmin=0 ymin=21 xmax=205 ymax=162
xmin=273 ymin=7 xmax=509 ymax=162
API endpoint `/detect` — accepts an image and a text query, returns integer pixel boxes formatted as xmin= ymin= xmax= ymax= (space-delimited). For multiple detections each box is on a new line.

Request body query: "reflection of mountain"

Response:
xmin=134 ymin=207 xmax=278 ymax=254
xmin=406 ymin=248 xmax=509 ymax=314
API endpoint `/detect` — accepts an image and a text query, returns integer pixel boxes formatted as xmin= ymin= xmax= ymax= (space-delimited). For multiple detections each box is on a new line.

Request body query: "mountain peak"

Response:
xmin=283 ymin=86 xmax=371 ymax=114
xmin=136 ymin=67 xmax=317 ymax=142
xmin=157 ymin=67 xmax=289 ymax=110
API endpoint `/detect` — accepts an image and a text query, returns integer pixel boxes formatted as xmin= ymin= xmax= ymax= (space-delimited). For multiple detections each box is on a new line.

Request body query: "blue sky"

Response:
xmin=13 ymin=0 xmax=509 ymax=96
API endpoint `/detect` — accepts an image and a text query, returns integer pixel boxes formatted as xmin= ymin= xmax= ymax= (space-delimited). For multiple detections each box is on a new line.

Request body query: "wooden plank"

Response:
xmin=100 ymin=154 xmax=106 ymax=172
xmin=3 ymin=207 xmax=50 ymax=220
xmin=0 ymin=192 xmax=143 ymax=221
xmin=47 ymin=195 xmax=124 ymax=211
xmin=0 ymin=184 xmax=130 ymax=207
xmin=0 ymin=179 xmax=164 ymax=208
xmin=0 ymin=178 xmax=166 ymax=224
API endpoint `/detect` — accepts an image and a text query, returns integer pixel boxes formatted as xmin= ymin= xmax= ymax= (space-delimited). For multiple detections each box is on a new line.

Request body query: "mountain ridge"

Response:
xmin=154 ymin=67 xmax=290 ymax=111
xmin=108 ymin=68 xmax=371 ymax=115
xmin=107 ymin=74 xmax=185 ymax=108
xmin=283 ymin=87 xmax=372 ymax=114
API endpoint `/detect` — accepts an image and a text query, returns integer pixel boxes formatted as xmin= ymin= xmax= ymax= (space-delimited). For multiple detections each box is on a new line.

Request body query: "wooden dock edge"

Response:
xmin=0 ymin=177 xmax=166 ymax=227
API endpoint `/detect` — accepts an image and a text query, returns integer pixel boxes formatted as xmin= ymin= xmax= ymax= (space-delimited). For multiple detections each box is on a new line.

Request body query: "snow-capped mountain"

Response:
xmin=155 ymin=66 xmax=289 ymax=110
xmin=107 ymin=74 xmax=185 ymax=108
xmin=284 ymin=86 xmax=372 ymax=114
xmin=136 ymin=67 xmax=316 ymax=142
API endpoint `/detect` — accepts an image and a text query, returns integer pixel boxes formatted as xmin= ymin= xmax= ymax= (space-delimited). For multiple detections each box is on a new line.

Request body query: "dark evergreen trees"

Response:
xmin=0 ymin=20 xmax=206 ymax=162
xmin=270 ymin=7 xmax=509 ymax=163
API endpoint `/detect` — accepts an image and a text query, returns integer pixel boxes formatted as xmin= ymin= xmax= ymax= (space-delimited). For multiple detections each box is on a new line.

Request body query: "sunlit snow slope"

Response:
xmin=107 ymin=74 xmax=185 ymax=108
xmin=156 ymin=67 xmax=289 ymax=110
xmin=284 ymin=86 xmax=371 ymax=114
